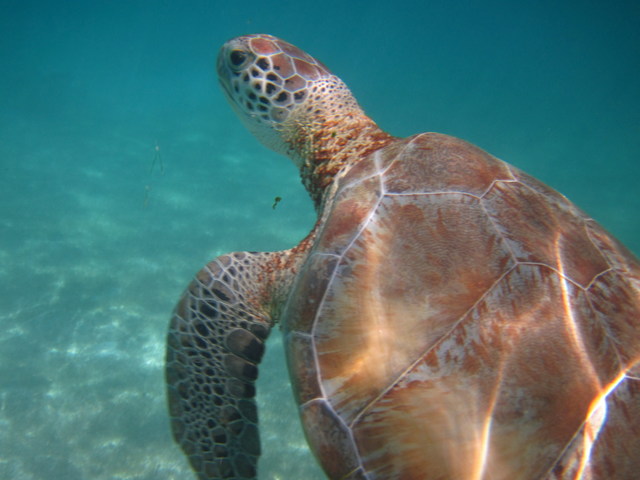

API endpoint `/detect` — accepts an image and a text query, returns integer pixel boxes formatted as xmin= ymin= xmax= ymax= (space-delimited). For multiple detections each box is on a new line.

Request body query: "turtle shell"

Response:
xmin=283 ymin=132 xmax=640 ymax=479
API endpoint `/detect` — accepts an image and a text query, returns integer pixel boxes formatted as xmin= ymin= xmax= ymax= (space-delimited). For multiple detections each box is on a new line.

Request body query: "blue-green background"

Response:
xmin=1 ymin=1 xmax=638 ymax=479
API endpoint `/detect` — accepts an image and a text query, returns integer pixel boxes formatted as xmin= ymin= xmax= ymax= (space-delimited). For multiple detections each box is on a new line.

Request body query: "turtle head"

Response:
xmin=217 ymin=35 xmax=359 ymax=160
xmin=217 ymin=34 xmax=392 ymax=206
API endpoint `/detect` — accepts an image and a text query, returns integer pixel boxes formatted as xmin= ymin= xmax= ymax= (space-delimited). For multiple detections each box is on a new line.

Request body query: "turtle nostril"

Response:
xmin=229 ymin=49 xmax=248 ymax=68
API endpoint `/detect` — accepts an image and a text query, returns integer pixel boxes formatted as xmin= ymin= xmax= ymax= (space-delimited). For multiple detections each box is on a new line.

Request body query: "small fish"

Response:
xmin=272 ymin=196 xmax=282 ymax=209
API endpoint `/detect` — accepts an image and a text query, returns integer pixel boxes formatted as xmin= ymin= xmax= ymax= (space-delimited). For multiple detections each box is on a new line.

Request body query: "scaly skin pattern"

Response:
xmin=166 ymin=238 xmax=316 ymax=479
xmin=216 ymin=34 xmax=394 ymax=210
xmin=167 ymin=34 xmax=640 ymax=479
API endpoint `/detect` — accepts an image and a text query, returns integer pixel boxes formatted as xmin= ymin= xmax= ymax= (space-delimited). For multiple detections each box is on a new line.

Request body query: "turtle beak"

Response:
xmin=216 ymin=38 xmax=256 ymax=109
xmin=216 ymin=45 xmax=232 ymax=96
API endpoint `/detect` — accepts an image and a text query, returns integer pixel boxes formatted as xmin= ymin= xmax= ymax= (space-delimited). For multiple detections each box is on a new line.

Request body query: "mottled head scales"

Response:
xmin=217 ymin=34 xmax=393 ymax=207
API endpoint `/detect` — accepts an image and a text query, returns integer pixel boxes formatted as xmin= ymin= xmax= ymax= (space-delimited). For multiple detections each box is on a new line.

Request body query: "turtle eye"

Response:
xmin=229 ymin=49 xmax=250 ymax=70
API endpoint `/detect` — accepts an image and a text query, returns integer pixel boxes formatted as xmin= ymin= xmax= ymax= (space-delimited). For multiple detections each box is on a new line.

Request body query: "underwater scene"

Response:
xmin=0 ymin=1 xmax=638 ymax=479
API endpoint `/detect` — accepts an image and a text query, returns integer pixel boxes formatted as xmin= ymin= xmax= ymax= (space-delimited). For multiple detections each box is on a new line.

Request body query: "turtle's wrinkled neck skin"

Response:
xmin=217 ymin=34 xmax=394 ymax=210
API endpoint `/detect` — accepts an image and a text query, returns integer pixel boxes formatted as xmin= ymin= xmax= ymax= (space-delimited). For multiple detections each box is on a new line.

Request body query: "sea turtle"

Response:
xmin=165 ymin=34 xmax=640 ymax=479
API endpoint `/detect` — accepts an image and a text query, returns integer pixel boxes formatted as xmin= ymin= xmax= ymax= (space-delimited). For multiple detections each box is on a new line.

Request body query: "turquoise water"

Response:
xmin=0 ymin=1 xmax=638 ymax=479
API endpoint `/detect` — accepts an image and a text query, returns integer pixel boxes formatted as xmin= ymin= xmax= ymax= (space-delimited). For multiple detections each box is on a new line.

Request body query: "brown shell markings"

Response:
xmin=283 ymin=132 xmax=640 ymax=479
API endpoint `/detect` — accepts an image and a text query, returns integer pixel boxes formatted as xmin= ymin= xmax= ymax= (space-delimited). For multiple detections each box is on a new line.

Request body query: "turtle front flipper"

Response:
xmin=166 ymin=251 xmax=285 ymax=480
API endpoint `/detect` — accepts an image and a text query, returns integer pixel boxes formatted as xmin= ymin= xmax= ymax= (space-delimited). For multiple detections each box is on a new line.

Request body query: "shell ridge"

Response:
xmin=479 ymin=177 xmax=519 ymax=199
xmin=583 ymin=218 xmax=640 ymax=278
xmin=300 ymin=398 xmax=366 ymax=478
xmin=317 ymin=193 xmax=383 ymax=291
xmin=517 ymin=172 xmax=575 ymax=213
xmin=480 ymin=188 xmax=519 ymax=265
xmin=306 ymin=251 xmax=348 ymax=406
xmin=338 ymin=148 xmax=392 ymax=193
xmin=373 ymin=149 xmax=387 ymax=196
xmin=540 ymin=415 xmax=595 ymax=479
xmin=583 ymin=271 xmax=634 ymax=368
xmin=591 ymin=276 xmax=640 ymax=376
xmin=501 ymin=162 xmax=518 ymax=182
xmin=349 ymin=263 xmax=520 ymax=430
xmin=584 ymin=267 xmax=614 ymax=291
xmin=515 ymin=261 xmax=589 ymax=290
xmin=297 ymin=330 xmax=327 ymax=409
xmin=312 ymin=251 xmax=342 ymax=260
xmin=380 ymin=134 xmax=417 ymax=174
xmin=539 ymin=365 xmax=638 ymax=480
xmin=385 ymin=190 xmax=482 ymax=198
